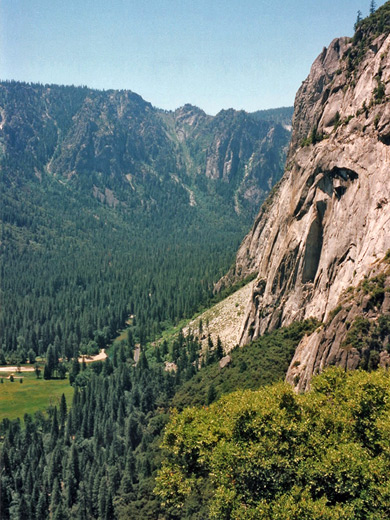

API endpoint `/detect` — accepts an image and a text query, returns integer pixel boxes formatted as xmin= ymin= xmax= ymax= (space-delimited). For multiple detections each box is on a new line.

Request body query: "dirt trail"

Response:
xmin=0 ymin=349 xmax=108 ymax=374
xmin=78 ymin=349 xmax=107 ymax=363
xmin=0 ymin=366 xmax=35 ymax=373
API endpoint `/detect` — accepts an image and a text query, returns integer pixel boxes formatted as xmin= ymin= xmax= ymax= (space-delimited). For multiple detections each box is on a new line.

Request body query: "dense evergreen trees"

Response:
xmin=0 ymin=320 xmax=323 ymax=519
xmin=0 ymin=328 xmax=210 ymax=519
xmin=1 ymin=166 xmax=242 ymax=360
xmin=2 ymin=315 xmax=390 ymax=519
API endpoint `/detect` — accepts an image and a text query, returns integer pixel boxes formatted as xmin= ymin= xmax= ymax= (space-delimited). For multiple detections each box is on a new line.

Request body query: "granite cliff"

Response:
xmin=220 ymin=4 xmax=390 ymax=389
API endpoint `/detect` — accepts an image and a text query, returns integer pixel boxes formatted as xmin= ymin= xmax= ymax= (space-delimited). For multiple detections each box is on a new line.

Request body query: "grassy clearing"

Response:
xmin=0 ymin=371 xmax=74 ymax=421
xmin=114 ymin=328 xmax=129 ymax=343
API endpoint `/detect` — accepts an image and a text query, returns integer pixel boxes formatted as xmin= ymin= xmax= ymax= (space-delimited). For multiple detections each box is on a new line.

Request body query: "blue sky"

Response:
xmin=0 ymin=1 xmax=386 ymax=114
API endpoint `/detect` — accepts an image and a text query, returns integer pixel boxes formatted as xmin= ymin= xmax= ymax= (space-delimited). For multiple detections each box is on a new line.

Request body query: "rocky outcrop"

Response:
xmin=172 ymin=104 xmax=210 ymax=142
xmin=287 ymin=261 xmax=390 ymax=391
xmin=167 ymin=105 xmax=291 ymax=215
xmin=223 ymin=14 xmax=390 ymax=388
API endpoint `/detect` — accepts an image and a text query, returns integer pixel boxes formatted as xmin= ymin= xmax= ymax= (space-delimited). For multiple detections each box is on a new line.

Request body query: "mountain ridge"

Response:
xmin=1 ymin=80 xmax=291 ymax=219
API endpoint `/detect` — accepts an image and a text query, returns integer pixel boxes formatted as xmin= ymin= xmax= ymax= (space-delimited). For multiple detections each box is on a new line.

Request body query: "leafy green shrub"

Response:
xmin=156 ymin=368 xmax=390 ymax=519
xmin=301 ymin=127 xmax=324 ymax=147
xmin=374 ymin=80 xmax=386 ymax=103
xmin=333 ymin=111 xmax=341 ymax=129
xmin=361 ymin=273 xmax=386 ymax=308
xmin=327 ymin=304 xmax=343 ymax=323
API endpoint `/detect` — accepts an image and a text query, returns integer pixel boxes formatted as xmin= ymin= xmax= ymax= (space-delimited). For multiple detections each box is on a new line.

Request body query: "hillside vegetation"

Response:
xmin=0 ymin=316 xmax=317 ymax=520
xmin=157 ymin=368 xmax=390 ymax=520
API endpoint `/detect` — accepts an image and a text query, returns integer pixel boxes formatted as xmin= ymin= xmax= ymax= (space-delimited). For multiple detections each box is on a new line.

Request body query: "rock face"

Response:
xmin=287 ymin=262 xmax=390 ymax=391
xmin=223 ymin=16 xmax=390 ymax=389
xmin=167 ymin=105 xmax=291 ymax=216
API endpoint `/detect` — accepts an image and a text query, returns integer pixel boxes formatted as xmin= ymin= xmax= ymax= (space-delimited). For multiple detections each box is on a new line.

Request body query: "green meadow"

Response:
xmin=0 ymin=370 xmax=74 ymax=421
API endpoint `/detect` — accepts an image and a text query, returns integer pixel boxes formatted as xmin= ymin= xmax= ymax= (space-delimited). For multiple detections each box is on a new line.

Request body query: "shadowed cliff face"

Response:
xmin=222 ymin=26 xmax=390 ymax=388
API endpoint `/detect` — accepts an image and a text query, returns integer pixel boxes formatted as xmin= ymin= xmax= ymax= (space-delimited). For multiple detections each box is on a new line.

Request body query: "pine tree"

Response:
xmin=138 ymin=350 xmax=149 ymax=371
xmin=34 ymin=363 xmax=41 ymax=379
xmin=46 ymin=344 xmax=57 ymax=378
xmin=43 ymin=364 xmax=51 ymax=380
xmin=57 ymin=362 xmax=67 ymax=379
xmin=355 ymin=10 xmax=363 ymax=30
xmin=69 ymin=357 xmax=80 ymax=385
xmin=103 ymin=357 xmax=113 ymax=376
xmin=48 ymin=446 xmax=63 ymax=483
xmin=52 ymin=502 xmax=68 ymax=520
xmin=98 ymin=478 xmax=108 ymax=519
xmin=207 ymin=334 xmax=214 ymax=364
xmin=50 ymin=407 xmax=59 ymax=448
xmin=66 ymin=443 xmax=80 ymax=508
xmin=127 ymin=329 xmax=135 ymax=351
xmin=50 ymin=478 xmax=62 ymax=516
xmin=36 ymin=492 xmax=48 ymax=520
xmin=199 ymin=318 xmax=203 ymax=336
xmin=0 ymin=473 xmax=11 ymax=520
xmin=27 ymin=349 xmax=36 ymax=364
xmin=92 ymin=470 xmax=102 ymax=518
xmin=370 ymin=0 xmax=376 ymax=15
xmin=126 ymin=415 xmax=141 ymax=451
xmin=59 ymin=393 xmax=67 ymax=432
xmin=75 ymin=482 xmax=89 ymax=520
xmin=64 ymin=412 xmax=73 ymax=445
xmin=161 ymin=340 xmax=168 ymax=357
xmin=216 ymin=336 xmax=224 ymax=360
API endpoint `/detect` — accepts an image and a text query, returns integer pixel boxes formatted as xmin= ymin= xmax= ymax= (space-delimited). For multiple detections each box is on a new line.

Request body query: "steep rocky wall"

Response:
xmin=169 ymin=105 xmax=290 ymax=214
xmin=287 ymin=260 xmax=390 ymax=391
xmin=226 ymin=30 xmax=390 ymax=387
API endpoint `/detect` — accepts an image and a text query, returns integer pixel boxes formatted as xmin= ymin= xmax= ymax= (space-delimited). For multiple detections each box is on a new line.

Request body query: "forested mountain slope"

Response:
xmin=0 ymin=81 xmax=290 ymax=358
xmin=219 ymin=2 xmax=390 ymax=389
